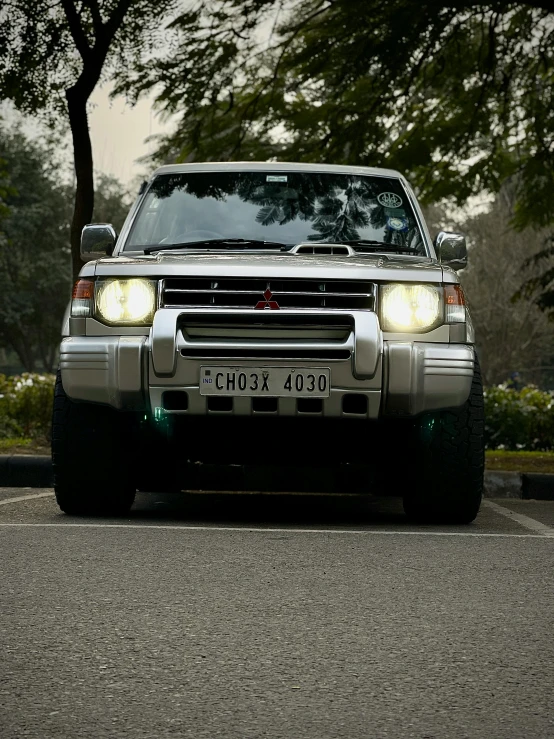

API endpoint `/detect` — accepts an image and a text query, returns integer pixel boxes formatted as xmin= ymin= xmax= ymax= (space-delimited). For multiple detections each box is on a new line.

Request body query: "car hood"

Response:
xmin=90 ymin=250 xmax=453 ymax=283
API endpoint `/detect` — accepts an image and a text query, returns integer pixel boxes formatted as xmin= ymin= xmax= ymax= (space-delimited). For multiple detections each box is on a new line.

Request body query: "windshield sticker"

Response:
xmin=386 ymin=216 xmax=408 ymax=232
xmin=378 ymin=192 xmax=403 ymax=208
xmin=384 ymin=207 xmax=406 ymax=217
xmin=266 ymin=175 xmax=288 ymax=183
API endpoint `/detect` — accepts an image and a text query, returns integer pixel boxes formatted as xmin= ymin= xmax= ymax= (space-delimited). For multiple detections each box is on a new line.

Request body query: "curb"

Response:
xmin=483 ymin=471 xmax=554 ymax=500
xmin=1 ymin=456 xmax=554 ymax=499
xmin=483 ymin=471 xmax=522 ymax=499
xmin=0 ymin=455 xmax=53 ymax=488
xmin=521 ymin=473 xmax=554 ymax=501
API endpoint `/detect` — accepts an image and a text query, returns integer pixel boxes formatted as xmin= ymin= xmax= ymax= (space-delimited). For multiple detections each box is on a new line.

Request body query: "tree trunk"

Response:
xmin=38 ymin=332 xmax=58 ymax=374
xmin=66 ymin=87 xmax=95 ymax=282
xmin=6 ymin=330 xmax=36 ymax=373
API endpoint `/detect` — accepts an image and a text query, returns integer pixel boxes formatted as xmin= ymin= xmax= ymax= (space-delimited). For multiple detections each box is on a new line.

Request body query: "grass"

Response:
xmin=0 ymin=437 xmax=50 ymax=455
xmin=485 ymin=450 xmax=554 ymax=474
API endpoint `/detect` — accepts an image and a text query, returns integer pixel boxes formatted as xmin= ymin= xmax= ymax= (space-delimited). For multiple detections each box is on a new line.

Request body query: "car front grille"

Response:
xmin=161 ymin=277 xmax=375 ymax=311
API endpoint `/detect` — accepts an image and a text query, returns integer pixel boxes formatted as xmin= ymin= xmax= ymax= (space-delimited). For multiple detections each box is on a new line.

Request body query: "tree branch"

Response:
xmin=60 ymin=0 xmax=90 ymax=60
xmin=103 ymin=0 xmax=135 ymax=46
xmin=83 ymin=0 xmax=103 ymax=36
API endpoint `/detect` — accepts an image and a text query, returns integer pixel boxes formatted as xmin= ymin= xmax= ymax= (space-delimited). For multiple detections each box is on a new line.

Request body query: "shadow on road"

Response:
xmin=129 ymin=490 xmax=407 ymax=527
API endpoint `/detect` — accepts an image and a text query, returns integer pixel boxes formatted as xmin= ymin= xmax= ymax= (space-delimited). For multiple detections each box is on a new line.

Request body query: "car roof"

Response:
xmin=152 ymin=161 xmax=405 ymax=180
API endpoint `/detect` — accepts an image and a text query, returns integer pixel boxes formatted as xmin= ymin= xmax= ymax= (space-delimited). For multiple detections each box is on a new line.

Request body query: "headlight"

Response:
xmin=380 ymin=284 xmax=442 ymax=331
xmin=95 ymin=279 xmax=156 ymax=325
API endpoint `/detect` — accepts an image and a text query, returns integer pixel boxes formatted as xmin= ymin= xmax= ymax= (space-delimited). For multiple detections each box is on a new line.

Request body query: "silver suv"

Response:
xmin=52 ymin=162 xmax=484 ymax=522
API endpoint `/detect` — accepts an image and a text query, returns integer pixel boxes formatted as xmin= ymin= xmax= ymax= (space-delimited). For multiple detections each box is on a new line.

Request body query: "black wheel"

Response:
xmin=51 ymin=371 xmax=136 ymax=516
xmin=402 ymin=356 xmax=485 ymax=524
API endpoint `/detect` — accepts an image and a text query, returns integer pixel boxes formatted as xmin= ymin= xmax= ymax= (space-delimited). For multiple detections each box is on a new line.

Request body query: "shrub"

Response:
xmin=0 ymin=373 xmax=56 ymax=442
xmin=484 ymin=384 xmax=554 ymax=451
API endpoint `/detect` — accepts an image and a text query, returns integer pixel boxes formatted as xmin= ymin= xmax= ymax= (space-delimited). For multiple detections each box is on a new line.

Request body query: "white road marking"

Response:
xmin=482 ymin=500 xmax=554 ymax=536
xmin=0 ymin=491 xmax=54 ymax=506
xmin=0 ymin=491 xmax=551 ymax=539
xmin=0 ymin=522 xmax=551 ymax=539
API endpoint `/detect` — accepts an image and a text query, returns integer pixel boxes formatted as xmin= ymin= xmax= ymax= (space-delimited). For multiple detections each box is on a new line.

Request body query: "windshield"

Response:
xmin=125 ymin=171 xmax=426 ymax=253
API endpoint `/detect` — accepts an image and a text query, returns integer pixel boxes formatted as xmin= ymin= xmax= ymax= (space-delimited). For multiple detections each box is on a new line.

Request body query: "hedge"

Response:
xmin=0 ymin=373 xmax=56 ymax=443
xmin=1 ymin=373 xmax=553 ymax=451
xmin=484 ymin=384 xmax=554 ymax=451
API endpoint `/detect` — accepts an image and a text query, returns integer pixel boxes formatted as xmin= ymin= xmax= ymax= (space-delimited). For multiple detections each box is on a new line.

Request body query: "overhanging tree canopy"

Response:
xmin=131 ymin=1 xmax=552 ymax=216
xmin=121 ymin=0 xmax=554 ymax=310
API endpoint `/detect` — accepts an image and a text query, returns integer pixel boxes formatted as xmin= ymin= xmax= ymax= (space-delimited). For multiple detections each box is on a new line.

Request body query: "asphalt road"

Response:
xmin=1 ymin=489 xmax=553 ymax=739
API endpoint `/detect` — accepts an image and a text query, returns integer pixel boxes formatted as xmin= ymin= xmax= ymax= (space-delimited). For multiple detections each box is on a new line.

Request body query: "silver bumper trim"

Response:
xmin=59 ymin=324 xmax=473 ymax=418
xmin=384 ymin=342 xmax=474 ymax=416
xmin=60 ymin=336 xmax=147 ymax=409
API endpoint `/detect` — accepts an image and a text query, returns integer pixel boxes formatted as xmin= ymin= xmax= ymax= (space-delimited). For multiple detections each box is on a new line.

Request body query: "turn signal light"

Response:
xmin=72 ymin=279 xmax=94 ymax=299
xmin=444 ymin=285 xmax=466 ymax=323
xmin=71 ymin=279 xmax=94 ymax=317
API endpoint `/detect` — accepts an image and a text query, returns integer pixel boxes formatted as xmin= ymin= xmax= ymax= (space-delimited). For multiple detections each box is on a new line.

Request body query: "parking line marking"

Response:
xmin=0 ymin=492 xmax=55 ymax=506
xmin=482 ymin=500 xmax=554 ymax=536
xmin=0 ymin=522 xmax=551 ymax=539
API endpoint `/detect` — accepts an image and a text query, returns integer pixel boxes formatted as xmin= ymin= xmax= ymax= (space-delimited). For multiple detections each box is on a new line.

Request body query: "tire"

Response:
xmin=401 ymin=356 xmax=485 ymax=524
xmin=51 ymin=371 xmax=136 ymax=516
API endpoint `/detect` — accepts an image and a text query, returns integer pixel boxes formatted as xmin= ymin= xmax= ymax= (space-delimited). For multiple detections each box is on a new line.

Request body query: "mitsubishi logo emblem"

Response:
xmin=255 ymin=287 xmax=280 ymax=310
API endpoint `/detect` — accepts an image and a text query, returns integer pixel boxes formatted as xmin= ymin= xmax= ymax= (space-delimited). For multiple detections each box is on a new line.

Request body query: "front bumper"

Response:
xmin=60 ymin=308 xmax=474 ymax=418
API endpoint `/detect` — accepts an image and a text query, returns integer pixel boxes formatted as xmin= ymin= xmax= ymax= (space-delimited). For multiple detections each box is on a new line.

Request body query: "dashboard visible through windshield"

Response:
xmin=125 ymin=171 xmax=425 ymax=253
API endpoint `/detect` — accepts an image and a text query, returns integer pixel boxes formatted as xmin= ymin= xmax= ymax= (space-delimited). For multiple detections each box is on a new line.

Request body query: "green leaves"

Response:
xmin=143 ymin=2 xmax=554 ymax=217
xmin=484 ymin=384 xmax=554 ymax=451
xmin=134 ymin=0 xmax=554 ymax=314
xmin=0 ymin=373 xmax=55 ymax=442
xmin=0 ymin=0 xmax=184 ymax=280
xmin=0 ymin=124 xmax=130 ymax=372
xmin=0 ymin=126 xmax=72 ymax=372
xmin=0 ymin=1 xmax=183 ymax=120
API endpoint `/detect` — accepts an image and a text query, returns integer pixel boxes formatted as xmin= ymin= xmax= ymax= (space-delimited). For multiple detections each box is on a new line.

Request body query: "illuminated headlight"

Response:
xmin=380 ymin=284 xmax=442 ymax=331
xmin=95 ymin=279 xmax=156 ymax=325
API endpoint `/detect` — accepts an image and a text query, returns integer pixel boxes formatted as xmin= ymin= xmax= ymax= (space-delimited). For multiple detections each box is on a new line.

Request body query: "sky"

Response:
xmin=1 ymin=83 xmax=171 ymax=191
xmin=88 ymin=84 xmax=172 ymax=189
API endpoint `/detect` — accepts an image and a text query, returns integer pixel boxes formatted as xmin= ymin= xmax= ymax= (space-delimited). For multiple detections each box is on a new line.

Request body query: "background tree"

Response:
xmin=0 ymin=0 xmax=178 ymax=280
xmin=0 ymin=127 xmax=72 ymax=371
xmin=425 ymin=194 xmax=554 ymax=387
xmin=93 ymin=172 xmax=131 ymax=231
xmin=0 ymin=124 xmax=129 ymax=372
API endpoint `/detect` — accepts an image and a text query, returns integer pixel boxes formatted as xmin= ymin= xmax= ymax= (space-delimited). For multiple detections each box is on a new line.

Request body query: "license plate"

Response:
xmin=199 ymin=366 xmax=331 ymax=397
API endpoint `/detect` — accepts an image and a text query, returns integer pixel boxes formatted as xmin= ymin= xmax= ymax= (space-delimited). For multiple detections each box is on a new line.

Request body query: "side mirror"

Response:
xmin=81 ymin=224 xmax=116 ymax=262
xmin=434 ymin=231 xmax=467 ymax=271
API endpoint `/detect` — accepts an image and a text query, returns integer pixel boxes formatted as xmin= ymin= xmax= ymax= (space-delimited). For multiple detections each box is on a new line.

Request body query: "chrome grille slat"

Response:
xmin=166 ymin=289 xmax=372 ymax=297
xmin=162 ymin=278 xmax=375 ymax=311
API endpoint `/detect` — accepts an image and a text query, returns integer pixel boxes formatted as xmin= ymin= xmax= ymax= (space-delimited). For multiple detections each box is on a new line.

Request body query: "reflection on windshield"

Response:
xmin=126 ymin=172 xmax=425 ymax=253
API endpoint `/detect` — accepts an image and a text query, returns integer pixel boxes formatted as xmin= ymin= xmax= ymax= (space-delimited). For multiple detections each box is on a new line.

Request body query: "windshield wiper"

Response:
xmin=337 ymin=239 xmax=421 ymax=254
xmin=144 ymin=238 xmax=289 ymax=255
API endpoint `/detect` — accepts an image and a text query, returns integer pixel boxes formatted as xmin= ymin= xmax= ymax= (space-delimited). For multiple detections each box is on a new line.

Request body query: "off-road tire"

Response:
xmin=51 ymin=371 xmax=136 ymax=516
xmin=402 ymin=356 xmax=485 ymax=524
